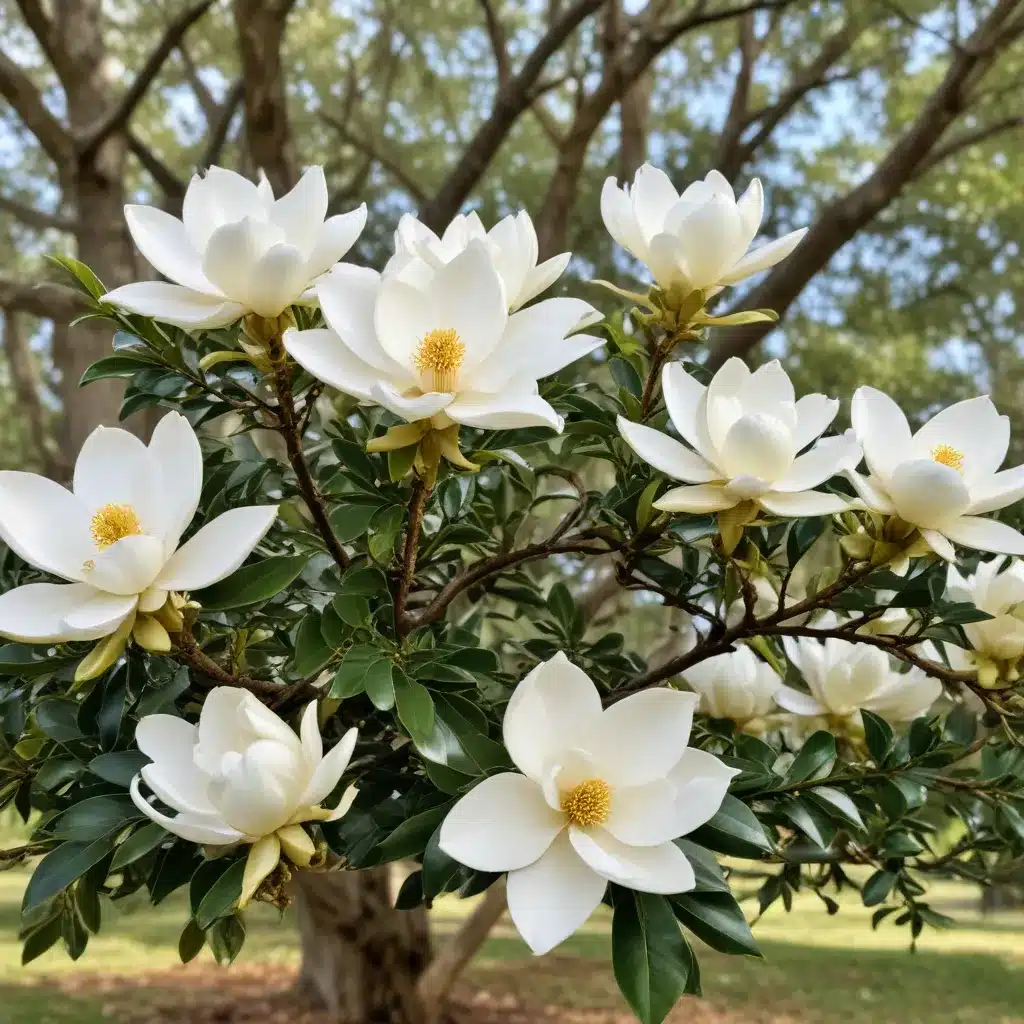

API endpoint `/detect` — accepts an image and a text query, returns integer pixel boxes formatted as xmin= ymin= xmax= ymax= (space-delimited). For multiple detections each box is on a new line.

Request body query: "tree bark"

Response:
xmin=292 ymin=868 xmax=431 ymax=1024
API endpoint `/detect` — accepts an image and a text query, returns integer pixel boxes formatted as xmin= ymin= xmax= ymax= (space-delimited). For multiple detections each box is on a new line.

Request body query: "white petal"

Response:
xmin=941 ymin=516 xmax=1024 ymax=556
xmin=662 ymin=362 xmax=716 ymax=462
xmin=583 ymin=689 xmax=698 ymax=788
xmin=773 ymin=433 xmax=861 ymax=492
xmin=438 ymin=773 xmax=565 ymax=871
xmin=734 ymin=177 xmax=763 ymax=251
xmin=101 ymin=281 xmax=246 ymax=328
xmin=674 ymin=195 xmax=746 ymax=288
xmin=299 ymin=700 xmax=322 ymax=770
xmin=968 ymin=465 xmax=1024 ymax=515
xmin=844 ymin=469 xmax=895 ymax=514
xmin=603 ymin=778 xmax=678 ymax=846
xmin=793 ymin=394 xmax=840 ymax=451
xmin=0 ymin=471 xmax=92 ymax=580
xmin=124 ymin=205 xmax=214 ymax=294
xmin=919 ymin=529 xmax=957 ymax=562
xmin=506 ymin=830 xmax=607 ymax=955
xmin=739 ymin=360 xmax=796 ymax=423
xmin=306 ymin=206 xmax=368 ymax=277
xmin=370 ymin=383 xmax=453 ymax=423
xmin=888 ymin=460 xmax=970 ymax=530
xmin=617 ymin=416 xmax=717 ymax=483
xmin=668 ymin=748 xmax=740 ymax=837
xmin=300 ymin=728 xmax=358 ymax=808
xmin=212 ymin=741 xmax=305 ymax=836
xmin=569 ymin=828 xmax=695 ymax=895
xmin=134 ymin=714 xmax=213 ymax=813
xmin=130 ymin=776 xmax=243 ymax=845
xmin=63 ymin=591 xmax=138 ymax=633
xmin=0 ymin=583 xmax=115 ymax=643
xmin=655 ymin=483 xmax=736 ymax=513
xmin=911 ymin=396 xmax=1009 ymax=482
xmin=247 ymin=242 xmax=310 ymax=317
xmin=774 ymin=685 xmax=825 ymax=716
xmin=717 ymin=228 xmax=808 ymax=285
xmin=156 ymin=505 xmax=277 ymax=591
xmin=758 ymin=489 xmax=850 ymax=517
xmin=85 ymin=535 xmax=165 ymax=595
xmin=645 ymin=232 xmax=689 ymax=287
xmin=600 ymin=176 xmax=647 ymax=259
xmin=516 ymin=252 xmax=571 ymax=308
xmin=705 ymin=357 xmax=750 ymax=453
xmin=283 ymin=328 xmax=378 ymax=402
xmin=851 ymin=386 xmax=912 ymax=482
xmin=503 ymin=652 xmax=603 ymax=784
xmin=630 ymin=165 xmax=679 ymax=243
xmin=446 ymin=389 xmax=562 ymax=431
xmin=74 ymin=425 xmax=164 ymax=538
xmin=269 ymin=166 xmax=327 ymax=255
xmin=487 ymin=213 xmax=532 ymax=305
xmin=147 ymin=412 xmax=202 ymax=554
xmin=201 ymin=217 xmax=284 ymax=305
xmin=182 ymin=166 xmax=266 ymax=252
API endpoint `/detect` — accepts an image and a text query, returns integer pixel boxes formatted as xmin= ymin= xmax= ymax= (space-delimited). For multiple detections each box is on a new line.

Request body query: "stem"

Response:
xmin=640 ymin=343 xmax=669 ymax=418
xmin=396 ymin=477 xmax=429 ymax=637
xmin=266 ymin=331 xmax=349 ymax=570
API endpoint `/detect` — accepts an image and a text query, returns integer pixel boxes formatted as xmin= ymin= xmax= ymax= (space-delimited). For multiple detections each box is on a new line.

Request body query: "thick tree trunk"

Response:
xmin=293 ymin=868 xmax=431 ymax=1024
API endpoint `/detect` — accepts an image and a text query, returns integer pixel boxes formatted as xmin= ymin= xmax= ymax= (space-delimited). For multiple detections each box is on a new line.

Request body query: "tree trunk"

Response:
xmin=293 ymin=868 xmax=431 ymax=1024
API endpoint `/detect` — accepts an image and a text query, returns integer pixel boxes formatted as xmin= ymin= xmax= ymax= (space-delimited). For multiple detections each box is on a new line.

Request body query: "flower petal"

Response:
xmin=662 ymin=362 xmax=716 ymax=463
xmin=654 ymin=483 xmax=735 ymax=513
xmin=370 ymin=383 xmax=453 ymax=423
xmin=0 ymin=471 xmax=92 ymax=580
xmin=843 ymin=469 xmax=895 ymax=514
xmin=601 ymin=176 xmax=647 ymax=259
xmin=299 ymin=727 xmax=358 ymax=808
xmin=306 ymin=206 xmax=368 ymax=277
xmin=673 ymin=194 xmax=745 ymax=288
xmin=630 ymin=165 xmax=679 ymax=243
xmin=130 ymin=776 xmax=243 ymax=845
xmin=705 ymin=357 xmax=749 ymax=452
xmin=603 ymin=778 xmax=678 ymax=846
xmin=851 ymin=386 xmax=912 ymax=482
xmin=911 ymin=396 xmax=1009 ymax=483
xmin=887 ymin=460 xmax=971 ymax=530
xmin=0 ymin=583 xmax=114 ymax=643
xmin=85 ymin=535 xmax=165 ymax=595
xmin=758 ymin=489 xmax=850 ymax=517
xmin=774 ymin=685 xmax=826 ymax=716
xmin=940 ymin=516 xmax=1024 ymax=556
xmin=182 ymin=166 xmax=266 ymax=252
xmin=920 ymin=529 xmax=957 ymax=561
xmin=283 ymin=328 xmax=379 ymax=402
xmin=269 ymin=166 xmax=328 ymax=255
xmin=299 ymin=700 xmax=322 ymax=770
xmin=156 ymin=505 xmax=277 ymax=591
xmin=617 ymin=416 xmax=718 ymax=483
xmin=134 ymin=714 xmax=214 ymax=813
xmin=439 ymin=773 xmax=565 ymax=871
xmin=101 ymin=282 xmax=246 ymax=328
xmin=506 ymin=830 xmax=607 ymax=955
xmin=147 ymin=412 xmax=202 ymax=555
xmin=968 ymin=465 xmax=1024 ymax=515
xmin=569 ymin=828 xmax=696 ymax=895
xmin=445 ymin=389 xmax=562 ymax=431
xmin=247 ymin=242 xmax=311 ymax=317
xmin=124 ymin=205 xmax=214 ymax=294
xmin=717 ymin=228 xmax=807 ymax=285
xmin=201 ymin=217 xmax=284 ymax=304
xmin=793 ymin=394 xmax=840 ymax=451
xmin=667 ymin=748 xmax=740 ymax=837
xmin=583 ymin=689 xmax=698 ymax=788
xmin=503 ymin=652 xmax=603 ymax=783
xmin=517 ymin=252 xmax=571 ymax=308
xmin=773 ymin=433 xmax=861 ymax=493
xmin=62 ymin=591 xmax=138 ymax=634
xmin=734 ymin=177 xmax=763 ymax=251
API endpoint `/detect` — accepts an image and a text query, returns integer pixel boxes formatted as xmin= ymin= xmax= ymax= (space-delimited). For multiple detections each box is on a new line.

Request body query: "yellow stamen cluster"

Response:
xmin=562 ymin=779 xmax=612 ymax=828
xmin=931 ymin=444 xmax=965 ymax=474
xmin=90 ymin=503 xmax=143 ymax=549
xmin=413 ymin=327 xmax=464 ymax=393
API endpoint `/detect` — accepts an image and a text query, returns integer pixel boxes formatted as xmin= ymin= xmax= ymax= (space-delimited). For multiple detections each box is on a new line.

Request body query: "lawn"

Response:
xmin=0 ymin=866 xmax=1022 ymax=1024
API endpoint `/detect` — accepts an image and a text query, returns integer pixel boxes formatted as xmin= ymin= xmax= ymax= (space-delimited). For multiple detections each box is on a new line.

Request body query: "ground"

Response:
xmin=1 ymin=869 xmax=1023 ymax=1024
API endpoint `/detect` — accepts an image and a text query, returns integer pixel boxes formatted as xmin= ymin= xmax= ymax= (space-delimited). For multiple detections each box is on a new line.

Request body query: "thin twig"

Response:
xmin=396 ymin=477 xmax=429 ymax=637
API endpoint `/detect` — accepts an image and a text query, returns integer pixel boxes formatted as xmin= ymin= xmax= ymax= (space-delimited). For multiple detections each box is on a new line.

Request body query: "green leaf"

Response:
xmin=806 ymin=786 xmax=866 ymax=831
xmin=329 ymin=645 xmax=385 ymax=699
xmin=862 ymin=869 xmax=897 ymax=907
xmin=80 ymin=353 xmax=159 ymax=386
xmin=88 ymin=750 xmax=149 ymax=788
xmin=35 ymin=700 xmax=84 ymax=743
xmin=22 ymin=916 xmax=63 ymax=965
xmin=195 ymin=858 xmax=246 ymax=929
xmin=207 ymin=914 xmax=246 ymax=964
xmin=785 ymin=731 xmax=837 ymax=784
xmin=364 ymin=659 xmax=396 ymax=710
xmin=49 ymin=254 xmax=106 ymax=298
xmin=394 ymin=669 xmax=435 ymax=744
xmin=421 ymin=826 xmax=461 ymax=900
xmin=395 ymin=870 xmax=426 ymax=910
xmin=369 ymin=506 xmax=404 ymax=564
xmin=376 ymin=804 xmax=450 ymax=863
xmin=671 ymin=891 xmax=760 ymax=957
xmin=97 ymin=664 xmax=129 ymax=751
xmin=387 ymin=445 xmax=419 ymax=482
xmin=690 ymin=795 xmax=772 ymax=859
xmin=178 ymin=919 xmax=206 ymax=964
xmin=610 ymin=356 xmax=644 ymax=398
xmin=48 ymin=795 xmax=141 ymax=841
xmin=674 ymin=840 xmax=729 ymax=893
xmin=778 ymin=798 xmax=834 ymax=850
xmin=110 ymin=823 xmax=169 ymax=871
xmin=862 ymin=710 xmax=893 ymax=764
xmin=23 ymin=836 xmax=118 ymax=912
xmin=193 ymin=554 xmax=309 ymax=610
xmin=293 ymin=612 xmax=333 ymax=676
xmin=332 ymin=593 xmax=371 ymax=627
xmin=612 ymin=889 xmax=693 ymax=1024
xmin=329 ymin=503 xmax=381 ymax=543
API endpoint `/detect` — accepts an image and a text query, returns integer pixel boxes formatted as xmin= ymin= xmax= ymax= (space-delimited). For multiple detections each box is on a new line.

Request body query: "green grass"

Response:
xmin=0 ymin=867 xmax=1022 ymax=1023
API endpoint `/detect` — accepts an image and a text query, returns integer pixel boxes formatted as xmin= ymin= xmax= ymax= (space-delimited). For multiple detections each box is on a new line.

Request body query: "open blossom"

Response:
xmin=683 ymin=646 xmax=782 ymax=734
xmin=0 ymin=413 xmax=276 ymax=652
xmin=618 ymin=359 xmax=860 ymax=517
xmin=776 ymin=637 xmax=942 ymax=730
xmin=438 ymin=653 xmax=737 ymax=955
xmin=131 ymin=689 xmax=357 ymax=906
xmin=847 ymin=388 xmax=1024 ymax=558
xmin=946 ymin=559 xmax=1024 ymax=667
xmin=103 ymin=166 xmax=366 ymax=328
xmin=600 ymin=165 xmax=806 ymax=293
xmin=386 ymin=211 xmax=569 ymax=311
xmin=284 ymin=240 xmax=602 ymax=432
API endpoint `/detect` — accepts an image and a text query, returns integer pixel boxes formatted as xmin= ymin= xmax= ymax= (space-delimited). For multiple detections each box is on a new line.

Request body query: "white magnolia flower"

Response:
xmin=103 ymin=166 xmax=366 ymax=328
xmin=848 ymin=388 xmax=1024 ymax=558
xmin=0 ymin=413 xmax=276 ymax=649
xmin=438 ymin=653 xmax=737 ymax=955
xmin=946 ymin=559 xmax=1024 ymax=665
xmin=618 ymin=359 xmax=860 ymax=517
xmin=284 ymin=240 xmax=602 ymax=432
xmin=683 ymin=646 xmax=782 ymax=734
xmin=776 ymin=637 xmax=941 ymax=729
xmin=131 ymin=688 xmax=357 ymax=906
xmin=600 ymin=165 xmax=806 ymax=293
xmin=386 ymin=210 xmax=570 ymax=310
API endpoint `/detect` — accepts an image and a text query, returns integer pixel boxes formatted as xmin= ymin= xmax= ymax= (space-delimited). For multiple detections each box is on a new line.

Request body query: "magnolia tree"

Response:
xmin=2 ymin=163 xmax=1024 ymax=1024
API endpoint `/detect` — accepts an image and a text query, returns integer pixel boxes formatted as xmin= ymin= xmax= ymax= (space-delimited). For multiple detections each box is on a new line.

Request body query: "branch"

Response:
xmin=910 ymin=113 xmax=1024 ymax=180
xmin=177 ymin=42 xmax=219 ymax=122
xmin=1 ymin=308 xmax=58 ymax=477
xmin=0 ymin=194 xmax=75 ymax=233
xmin=77 ymin=0 xmax=217 ymax=160
xmin=199 ymin=78 xmax=245 ymax=170
xmin=13 ymin=0 xmax=72 ymax=84
xmin=0 ymin=272 xmax=86 ymax=321
xmin=477 ymin=0 xmax=511 ymax=85
xmin=127 ymin=133 xmax=188 ymax=201
xmin=396 ymin=478 xmax=429 ymax=637
xmin=0 ymin=49 xmax=73 ymax=165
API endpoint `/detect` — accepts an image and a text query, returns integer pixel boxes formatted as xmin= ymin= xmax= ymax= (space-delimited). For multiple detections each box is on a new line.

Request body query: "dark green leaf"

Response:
xmin=80 ymin=353 xmax=158 ymax=385
xmin=193 ymin=554 xmax=310 ymax=610
xmin=35 ymin=700 xmax=84 ymax=743
xmin=364 ymin=658 xmax=396 ymax=710
xmin=421 ymin=825 xmax=461 ymax=899
xmin=395 ymin=870 xmax=425 ymax=910
xmin=329 ymin=503 xmax=381 ymax=543
xmin=22 ymin=915 xmax=63 ymax=965
xmin=376 ymin=803 xmax=450 ymax=863
xmin=862 ymin=869 xmax=897 ymax=907
xmin=332 ymin=593 xmax=371 ymax=627
xmin=671 ymin=890 xmax=760 ymax=957
xmin=207 ymin=914 xmax=246 ymax=964
xmin=778 ymin=798 xmax=834 ymax=850
xmin=394 ymin=669 xmax=435 ymax=744
xmin=110 ymin=823 xmax=169 ymax=871
xmin=293 ymin=612 xmax=333 ymax=676
xmin=88 ymin=750 xmax=150 ymax=787
xmin=48 ymin=795 xmax=141 ymax=842
xmin=806 ymin=786 xmax=866 ymax=831
xmin=785 ymin=731 xmax=836 ymax=784
xmin=862 ymin=710 xmax=893 ymax=764
xmin=23 ymin=836 xmax=118 ymax=912
xmin=329 ymin=645 xmax=385 ymax=699
xmin=195 ymin=858 xmax=246 ymax=929
xmin=690 ymin=795 xmax=772 ymax=859
xmin=178 ymin=919 xmax=206 ymax=963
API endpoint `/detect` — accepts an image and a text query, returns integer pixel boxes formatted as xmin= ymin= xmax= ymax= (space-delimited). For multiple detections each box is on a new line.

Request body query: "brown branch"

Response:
xmin=127 ymin=133 xmax=188 ymax=201
xmin=199 ymin=78 xmax=245 ymax=170
xmin=0 ymin=272 xmax=87 ymax=321
xmin=0 ymin=194 xmax=75 ymax=233
xmin=1 ymin=308 xmax=58 ymax=476
xmin=177 ymin=42 xmax=219 ymax=123
xmin=0 ymin=49 xmax=73 ymax=165
xmin=396 ymin=478 xmax=429 ymax=637
xmin=13 ymin=0 xmax=72 ymax=84
xmin=478 ymin=0 xmax=511 ymax=85
xmin=910 ymin=113 xmax=1024 ymax=180
xmin=713 ymin=12 xmax=757 ymax=175
xmin=77 ymin=0 xmax=217 ymax=161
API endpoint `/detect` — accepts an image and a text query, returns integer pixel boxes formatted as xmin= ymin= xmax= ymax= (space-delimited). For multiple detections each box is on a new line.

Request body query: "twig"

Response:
xmin=396 ymin=477 xmax=430 ymax=637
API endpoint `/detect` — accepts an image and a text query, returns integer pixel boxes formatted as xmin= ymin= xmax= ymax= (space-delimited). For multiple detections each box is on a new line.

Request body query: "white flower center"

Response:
xmin=720 ymin=413 xmax=795 ymax=482
xmin=561 ymin=778 xmax=611 ymax=828
xmin=90 ymin=503 xmax=143 ymax=550
xmin=931 ymin=443 xmax=964 ymax=474
xmin=414 ymin=327 xmax=464 ymax=393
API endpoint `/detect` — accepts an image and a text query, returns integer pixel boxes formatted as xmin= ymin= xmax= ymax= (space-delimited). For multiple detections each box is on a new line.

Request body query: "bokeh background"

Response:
xmin=2 ymin=0 xmax=1024 ymax=1021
